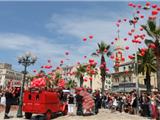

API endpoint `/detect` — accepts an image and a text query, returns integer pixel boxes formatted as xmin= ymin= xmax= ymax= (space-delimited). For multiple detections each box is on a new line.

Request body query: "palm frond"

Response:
xmin=148 ymin=20 xmax=156 ymax=32
xmin=145 ymin=39 xmax=155 ymax=46
xmin=91 ymin=52 xmax=99 ymax=57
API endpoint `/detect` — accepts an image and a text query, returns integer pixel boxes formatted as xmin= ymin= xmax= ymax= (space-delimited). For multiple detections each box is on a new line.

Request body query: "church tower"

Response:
xmin=114 ymin=28 xmax=125 ymax=72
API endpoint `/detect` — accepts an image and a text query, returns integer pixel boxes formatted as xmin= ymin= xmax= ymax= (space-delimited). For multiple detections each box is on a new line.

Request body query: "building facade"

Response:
xmin=0 ymin=63 xmax=23 ymax=88
xmin=111 ymin=36 xmax=157 ymax=92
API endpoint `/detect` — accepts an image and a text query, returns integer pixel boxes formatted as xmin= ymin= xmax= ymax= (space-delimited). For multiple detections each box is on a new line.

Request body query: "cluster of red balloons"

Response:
xmin=57 ymin=79 xmax=65 ymax=88
xmin=83 ymin=35 xmax=94 ymax=42
xmin=31 ymin=78 xmax=46 ymax=88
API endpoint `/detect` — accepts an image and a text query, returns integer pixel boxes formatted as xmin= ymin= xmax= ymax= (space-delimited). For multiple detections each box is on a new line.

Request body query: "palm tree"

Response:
xmin=142 ymin=20 xmax=160 ymax=90
xmin=138 ymin=48 xmax=156 ymax=93
xmin=66 ymin=79 xmax=77 ymax=89
xmin=92 ymin=41 xmax=111 ymax=93
xmin=75 ymin=64 xmax=86 ymax=87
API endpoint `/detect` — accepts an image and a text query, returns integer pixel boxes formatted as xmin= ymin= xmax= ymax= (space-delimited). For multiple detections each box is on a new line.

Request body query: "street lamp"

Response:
xmin=123 ymin=66 xmax=126 ymax=92
xmin=17 ymin=51 xmax=37 ymax=118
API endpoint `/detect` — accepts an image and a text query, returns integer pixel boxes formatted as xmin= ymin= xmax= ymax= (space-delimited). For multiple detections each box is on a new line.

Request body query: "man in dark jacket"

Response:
xmin=75 ymin=92 xmax=83 ymax=115
xmin=4 ymin=88 xmax=13 ymax=119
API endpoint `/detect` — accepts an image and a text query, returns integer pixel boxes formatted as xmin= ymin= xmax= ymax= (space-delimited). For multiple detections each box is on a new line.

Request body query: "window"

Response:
xmin=28 ymin=94 xmax=31 ymax=100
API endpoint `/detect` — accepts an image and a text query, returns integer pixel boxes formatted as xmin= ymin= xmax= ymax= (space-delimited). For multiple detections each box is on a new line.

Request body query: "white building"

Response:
xmin=0 ymin=63 xmax=23 ymax=88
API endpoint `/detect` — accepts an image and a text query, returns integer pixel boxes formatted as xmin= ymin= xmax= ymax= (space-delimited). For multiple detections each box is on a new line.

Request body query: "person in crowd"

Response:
xmin=117 ymin=94 xmax=124 ymax=113
xmin=156 ymin=93 xmax=160 ymax=120
xmin=139 ymin=93 xmax=150 ymax=117
xmin=93 ymin=90 xmax=100 ymax=114
xmin=131 ymin=93 xmax=138 ymax=115
xmin=111 ymin=95 xmax=118 ymax=113
xmin=4 ymin=88 xmax=13 ymax=119
xmin=68 ymin=93 xmax=74 ymax=115
xmin=149 ymin=93 xmax=158 ymax=120
xmin=75 ymin=91 xmax=83 ymax=116
xmin=101 ymin=92 xmax=107 ymax=108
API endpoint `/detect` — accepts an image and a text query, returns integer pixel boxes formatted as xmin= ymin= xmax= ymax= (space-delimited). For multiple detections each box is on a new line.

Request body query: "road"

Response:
xmin=0 ymin=107 xmax=149 ymax=120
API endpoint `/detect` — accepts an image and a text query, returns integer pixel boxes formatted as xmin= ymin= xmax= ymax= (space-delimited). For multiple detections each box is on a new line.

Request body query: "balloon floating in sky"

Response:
xmin=65 ymin=51 xmax=69 ymax=55
xmin=125 ymin=46 xmax=129 ymax=50
xmin=152 ymin=10 xmax=158 ymax=15
xmin=83 ymin=38 xmax=87 ymax=41
xmin=89 ymin=35 xmax=93 ymax=39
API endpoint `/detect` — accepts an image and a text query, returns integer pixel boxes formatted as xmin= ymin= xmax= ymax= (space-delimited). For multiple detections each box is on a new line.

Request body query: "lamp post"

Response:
xmin=123 ymin=66 xmax=126 ymax=93
xmin=17 ymin=51 xmax=37 ymax=118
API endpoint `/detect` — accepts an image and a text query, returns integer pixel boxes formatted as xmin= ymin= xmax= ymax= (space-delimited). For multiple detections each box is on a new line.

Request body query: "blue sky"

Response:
xmin=0 ymin=1 xmax=154 ymax=73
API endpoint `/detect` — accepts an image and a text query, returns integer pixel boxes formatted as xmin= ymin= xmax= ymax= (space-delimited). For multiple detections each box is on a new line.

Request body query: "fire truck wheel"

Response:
xmin=63 ymin=106 xmax=68 ymax=115
xmin=25 ymin=112 xmax=32 ymax=119
xmin=45 ymin=110 xmax=52 ymax=120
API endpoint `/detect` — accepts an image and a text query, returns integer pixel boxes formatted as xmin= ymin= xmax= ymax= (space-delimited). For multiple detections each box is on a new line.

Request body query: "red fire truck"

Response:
xmin=22 ymin=89 xmax=68 ymax=120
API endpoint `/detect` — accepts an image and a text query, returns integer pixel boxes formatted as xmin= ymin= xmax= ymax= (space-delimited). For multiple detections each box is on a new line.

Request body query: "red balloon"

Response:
xmin=140 ymin=27 xmax=143 ymax=31
xmin=131 ymin=29 xmax=135 ymax=33
xmin=89 ymin=59 xmax=94 ymax=63
xmin=89 ymin=35 xmax=93 ymax=39
xmin=137 ymin=11 xmax=140 ymax=14
xmin=104 ymin=49 xmax=107 ymax=53
xmin=123 ymin=19 xmax=127 ymax=22
xmin=65 ymin=52 xmax=69 ymax=55
xmin=128 ymin=55 xmax=135 ymax=59
xmin=89 ymin=77 xmax=93 ymax=81
xmin=132 ymin=5 xmax=136 ymax=8
xmin=96 ymin=49 xmax=100 ymax=54
xmin=140 ymin=51 xmax=145 ymax=56
xmin=115 ymin=57 xmax=119 ymax=61
xmin=128 ymin=32 xmax=132 ymax=36
xmin=137 ymin=4 xmax=142 ymax=9
xmin=41 ymin=66 xmax=44 ymax=68
xmin=115 ymin=38 xmax=118 ymax=41
xmin=106 ymin=68 xmax=109 ymax=71
xmin=146 ymin=2 xmax=150 ymax=6
xmin=118 ymin=51 xmax=122 ymax=54
xmin=157 ymin=7 xmax=160 ymax=11
xmin=149 ymin=43 xmax=156 ymax=49
xmin=111 ymin=42 xmax=114 ymax=45
xmin=83 ymin=38 xmax=87 ymax=41
xmin=84 ymin=56 xmax=87 ymax=59
xmin=152 ymin=4 xmax=157 ymax=9
xmin=152 ymin=10 xmax=158 ymax=15
xmin=116 ymin=23 xmax=120 ymax=27
xmin=100 ymin=64 xmax=104 ymax=68
xmin=60 ymin=60 xmax=64 ymax=64
xmin=125 ymin=46 xmax=129 ymax=50
xmin=110 ymin=55 xmax=114 ymax=59
xmin=48 ymin=60 xmax=51 ymax=63
xmin=121 ymin=57 xmax=125 ymax=61
xmin=124 ymin=38 xmax=127 ymax=41
xmin=140 ymin=15 xmax=144 ymax=19
xmin=128 ymin=2 xmax=133 ymax=7
xmin=118 ymin=19 xmax=121 ymax=23
xmin=33 ymin=70 xmax=36 ymax=73
xmin=56 ymin=67 xmax=60 ymax=69
xmin=84 ymin=78 xmax=87 ymax=82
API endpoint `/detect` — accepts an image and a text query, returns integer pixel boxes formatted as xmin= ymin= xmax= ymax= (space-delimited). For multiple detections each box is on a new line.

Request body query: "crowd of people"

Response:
xmin=66 ymin=88 xmax=160 ymax=120
xmin=95 ymin=90 xmax=160 ymax=120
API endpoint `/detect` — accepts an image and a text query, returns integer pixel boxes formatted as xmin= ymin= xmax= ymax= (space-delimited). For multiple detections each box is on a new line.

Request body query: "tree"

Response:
xmin=142 ymin=19 xmax=160 ymax=90
xmin=138 ymin=48 xmax=156 ymax=93
xmin=92 ymin=41 xmax=111 ymax=93
xmin=75 ymin=64 xmax=86 ymax=87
